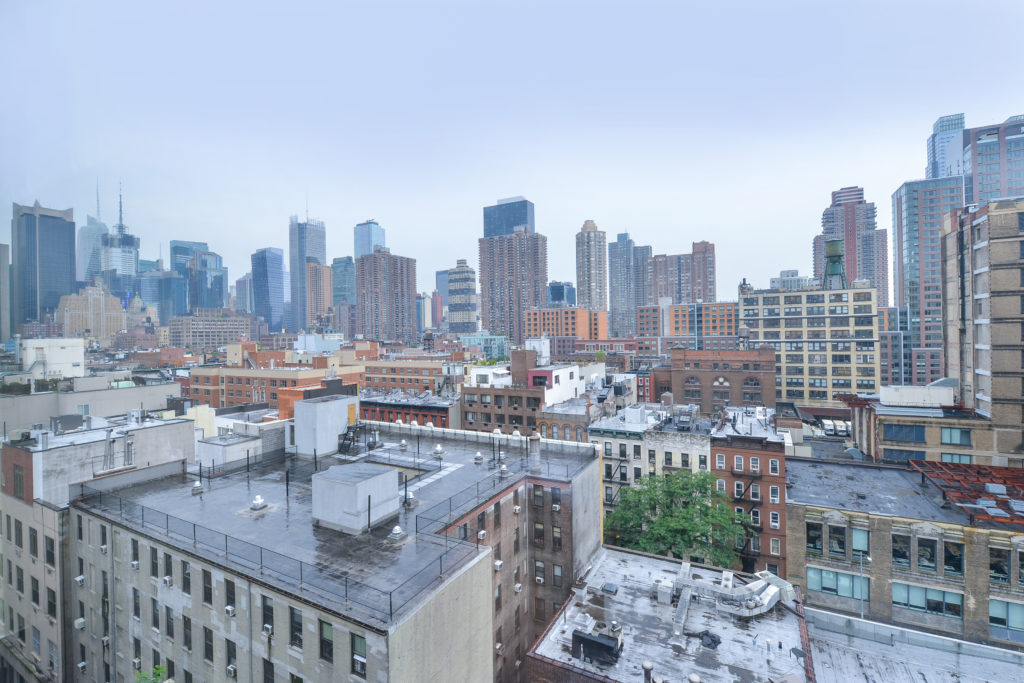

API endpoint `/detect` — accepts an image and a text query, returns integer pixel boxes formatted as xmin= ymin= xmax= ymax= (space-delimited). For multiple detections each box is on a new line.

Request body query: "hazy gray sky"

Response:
xmin=3 ymin=1 xmax=1022 ymax=298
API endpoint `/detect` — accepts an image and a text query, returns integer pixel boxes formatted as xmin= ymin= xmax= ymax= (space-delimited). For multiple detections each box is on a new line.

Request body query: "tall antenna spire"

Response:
xmin=117 ymin=181 xmax=125 ymax=235
xmin=305 ymin=191 xmax=309 ymax=222
xmin=96 ymin=179 xmax=101 ymax=220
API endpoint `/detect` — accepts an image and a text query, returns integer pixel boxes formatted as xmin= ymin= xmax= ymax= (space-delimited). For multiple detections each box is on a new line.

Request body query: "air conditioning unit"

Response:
xmin=477 ymin=530 xmax=486 ymax=540
xmin=495 ymin=642 xmax=505 ymax=655
xmin=353 ymin=655 xmax=367 ymax=676
xmin=130 ymin=560 xmax=139 ymax=570
xmin=163 ymin=576 xmax=173 ymax=587
xmin=101 ymin=636 xmax=109 ymax=647
xmin=493 ymin=560 xmax=503 ymax=571
xmin=513 ymin=583 xmax=522 ymax=593
xmin=77 ymin=662 xmax=87 ymax=674
xmin=226 ymin=664 xmax=238 ymax=678
xmin=515 ymin=659 xmax=522 ymax=669
xmin=262 ymin=624 xmax=273 ymax=638
xmin=536 ymin=576 xmax=544 ymax=584
xmin=99 ymin=545 xmax=108 ymax=555
xmin=131 ymin=658 xmax=142 ymax=671
xmin=74 ymin=618 xmax=85 ymax=630
xmin=513 ymin=506 xmax=521 ymax=514
xmin=225 ymin=605 xmax=236 ymax=617
xmin=551 ymin=504 xmax=561 ymax=512
xmin=74 ymin=575 xmax=85 ymax=587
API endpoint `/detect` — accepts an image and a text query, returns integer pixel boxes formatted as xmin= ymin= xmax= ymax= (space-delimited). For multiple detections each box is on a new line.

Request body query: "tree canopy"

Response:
xmin=605 ymin=470 xmax=745 ymax=568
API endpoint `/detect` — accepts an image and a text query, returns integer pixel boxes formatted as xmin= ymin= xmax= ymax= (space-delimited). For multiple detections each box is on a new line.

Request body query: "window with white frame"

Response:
xmin=750 ymin=484 xmax=760 ymax=500
xmin=770 ymin=511 xmax=780 ymax=529
xmin=734 ymin=455 xmax=744 ymax=471
xmin=716 ymin=454 xmax=725 ymax=469
xmin=770 ymin=538 xmax=781 ymax=555
xmin=734 ymin=481 xmax=744 ymax=498
xmin=769 ymin=459 xmax=780 ymax=475
xmin=750 ymin=457 xmax=760 ymax=472
xmin=750 ymin=509 xmax=761 ymax=526
xmin=769 ymin=486 xmax=780 ymax=503
xmin=716 ymin=479 xmax=725 ymax=492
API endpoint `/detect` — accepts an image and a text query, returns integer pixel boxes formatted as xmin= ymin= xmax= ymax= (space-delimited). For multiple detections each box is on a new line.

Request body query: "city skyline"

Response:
xmin=4 ymin=3 xmax=1022 ymax=299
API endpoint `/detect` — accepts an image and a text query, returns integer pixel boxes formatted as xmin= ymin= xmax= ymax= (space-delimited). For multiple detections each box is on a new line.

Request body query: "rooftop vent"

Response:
xmin=985 ymin=483 xmax=1008 ymax=496
xmin=474 ymin=451 xmax=484 ymax=463
xmin=312 ymin=464 xmax=399 ymax=535
xmin=191 ymin=481 xmax=203 ymax=496
xmin=250 ymin=495 xmax=267 ymax=511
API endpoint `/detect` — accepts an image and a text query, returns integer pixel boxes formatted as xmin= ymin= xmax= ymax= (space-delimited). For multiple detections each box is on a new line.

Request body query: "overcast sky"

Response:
xmin=3 ymin=1 xmax=1022 ymax=300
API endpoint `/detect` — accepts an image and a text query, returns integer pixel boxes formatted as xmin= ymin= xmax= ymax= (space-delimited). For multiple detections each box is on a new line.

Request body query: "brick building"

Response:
xmin=669 ymin=346 xmax=776 ymax=414
xmin=358 ymin=390 xmax=462 ymax=429
xmin=523 ymin=307 xmax=608 ymax=341
xmin=168 ymin=308 xmax=252 ymax=349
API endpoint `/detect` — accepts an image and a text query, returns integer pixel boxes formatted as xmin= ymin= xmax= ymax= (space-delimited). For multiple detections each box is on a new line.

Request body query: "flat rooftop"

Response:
xmin=75 ymin=422 xmax=596 ymax=628
xmin=531 ymin=547 xmax=808 ymax=682
xmin=711 ymin=406 xmax=783 ymax=442
xmin=359 ymin=389 xmax=460 ymax=407
xmin=11 ymin=413 xmax=190 ymax=451
xmin=786 ymin=459 xmax=971 ymax=525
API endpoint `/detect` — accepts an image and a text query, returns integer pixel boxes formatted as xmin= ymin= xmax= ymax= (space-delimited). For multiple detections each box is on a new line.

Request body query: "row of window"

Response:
xmin=717 ymin=480 xmax=782 ymax=505
xmin=4 ymin=513 xmax=57 ymax=566
xmin=4 ymin=560 xmax=58 ymax=617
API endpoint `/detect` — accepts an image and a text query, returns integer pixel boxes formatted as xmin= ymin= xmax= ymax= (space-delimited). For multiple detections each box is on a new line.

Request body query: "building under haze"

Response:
xmin=100 ymin=193 xmax=141 ymax=299
xmin=251 ymin=247 xmax=285 ymax=332
xmin=545 ymin=281 xmax=576 ymax=307
xmin=76 ymin=215 xmax=108 ymax=284
xmin=353 ymin=219 xmax=385 ymax=259
xmin=306 ymin=262 xmax=332 ymax=328
xmin=331 ymin=256 xmax=355 ymax=307
xmin=926 ymin=113 xmax=965 ymax=179
xmin=11 ymin=201 xmax=76 ymax=326
xmin=574 ymin=219 xmax=607 ymax=311
xmin=478 ymin=228 xmax=547 ymax=344
xmin=235 ymin=272 xmax=254 ymax=314
xmin=812 ymin=186 xmax=888 ymax=307
xmin=607 ymin=232 xmax=651 ymax=337
xmin=446 ymin=258 xmax=477 ymax=335
xmin=0 ymin=243 xmax=9 ymax=341
xmin=482 ymin=196 xmax=534 ymax=238
xmin=355 ymin=246 xmax=417 ymax=343
xmin=289 ymin=216 xmax=327 ymax=332
xmin=962 ymin=114 xmax=1024 ymax=205
xmin=187 ymin=249 xmax=229 ymax=311
xmin=168 ymin=240 xmax=208 ymax=276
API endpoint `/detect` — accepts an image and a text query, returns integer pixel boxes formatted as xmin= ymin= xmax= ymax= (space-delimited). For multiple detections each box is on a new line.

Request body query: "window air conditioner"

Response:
xmin=551 ymin=504 xmax=561 ymax=512
xmin=513 ymin=506 xmax=521 ymax=514
xmin=99 ymin=545 xmax=108 ymax=554
xmin=262 ymin=624 xmax=273 ymax=637
xmin=477 ymin=530 xmax=486 ymax=540
xmin=225 ymin=605 xmax=236 ymax=617
xmin=513 ymin=583 xmax=522 ymax=593
xmin=131 ymin=658 xmax=141 ymax=670
xmin=162 ymin=576 xmax=173 ymax=587
xmin=74 ymin=575 xmax=85 ymax=587
xmin=226 ymin=664 xmax=238 ymax=678
xmin=536 ymin=576 xmax=544 ymax=584
xmin=493 ymin=560 xmax=503 ymax=571
xmin=130 ymin=560 xmax=139 ymax=570
xmin=74 ymin=618 xmax=85 ymax=630
xmin=77 ymin=662 xmax=87 ymax=674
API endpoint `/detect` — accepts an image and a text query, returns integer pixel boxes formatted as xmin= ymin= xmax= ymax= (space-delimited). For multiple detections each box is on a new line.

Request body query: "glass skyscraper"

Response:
xmin=169 ymin=240 xmax=209 ymax=276
xmin=252 ymin=247 xmax=285 ymax=332
xmin=353 ymin=220 xmax=385 ymax=259
xmin=11 ymin=201 xmax=76 ymax=325
xmin=289 ymin=216 xmax=327 ymax=332
xmin=76 ymin=215 xmax=108 ymax=284
xmin=483 ymin=197 xmax=535 ymax=237
xmin=926 ymin=113 xmax=965 ymax=179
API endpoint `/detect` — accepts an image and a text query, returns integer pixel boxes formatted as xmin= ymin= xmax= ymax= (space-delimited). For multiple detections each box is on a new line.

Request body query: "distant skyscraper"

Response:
xmin=483 ymin=197 xmax=535 ymax=238
xmin=101 ymin=190 xmax=140 ymax=298
xmin=355 ymin=247 xmax=417 ymax=343
xmin=11 ymin=201 xmax=76 ymax=325
xmin=235 ymin=273 xmax=254 ymax=314
xmin=138 ymin=269 xmax=187 ymax=326
xmin=812 ymin=186 xmax=888 ymax=306
xmin=687 ymin=241 xmax=717 ymax=303
xmin=926 ymin=113 xmax=965 ymax=179
xmin=0 ymin=242 xmax=10 ymax=341
xmin=575 ymin=220 xmax=607 ymax=311
xmin=478 ymin=229 xmax=547 ymax=344
xmin=769 ymin=270 xmax=818 ymax=291
xmin=447 ymin=259 xmax=478 ymax=335
xmin=546 ymin=281 xmax=576 ymax=307
xmin=188 ymin=250 xmax=229 ymax=310
xmin=306 ymin=262 xmax=332 ymax=327
xmin=331 ymin=256 xmax=355 ymax=307
xmin=77 ymin=215 xmax=108 ymax=284
xmin=289 ymin=215 xmax=326 ymax=332
xmin=435 ymin=269 xmax=450 ymax=308
xmin=962 ymin=114 xmax=1024 ymax=204
xmin=354 ymin=220 xmax=385 ymax=259
xmin=169 ymin=240 xmax=209 ymax=277
xmin=251 ymin=248 xmax=285 ymax=332
xmin=608 ymin=232 xmax=651 ymax=337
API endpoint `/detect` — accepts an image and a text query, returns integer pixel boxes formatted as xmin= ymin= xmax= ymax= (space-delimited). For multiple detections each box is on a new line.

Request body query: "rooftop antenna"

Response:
xmin=96 ymin=179 xmax=101 ymax=220
xmin=116 ymin=181 xmax=126 ymax=235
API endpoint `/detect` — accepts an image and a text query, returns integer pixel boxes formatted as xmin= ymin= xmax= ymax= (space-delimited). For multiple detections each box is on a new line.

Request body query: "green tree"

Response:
xmin=605 ymin=470 xmax=745 ymax=568
xmin=594 ymin=350 xmax=607 ymax=363
xmin=135 ymin=665 xmax=167 ymax=683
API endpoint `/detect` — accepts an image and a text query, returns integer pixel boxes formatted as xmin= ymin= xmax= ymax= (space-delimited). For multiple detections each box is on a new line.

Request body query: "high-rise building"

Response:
xmin=11 ymin=201 xmax=76 ymax=326
xmin=251 ymin=247 xmax=285 ymax=332
xmin=168 ymin=240 xmax=208 ymax=275
xmin=483 ymin=196 xmax=535 ymax=237
xmin=943 ymin=199 xmax=1024 ymax=456
xmin=331 ymin=256 xmax=355 ymax=307
xmin=354 ymin=219 xmax=385 ymax=259
xmin=607 ymin=232 xmax=651 ymax=337
xmin=546 ymin=281 xmax=576 ymax=307
xmin=100 ymin=191 xmax=141 ymax=298
xmin=355 ymin=246 xmax=417 ymax=343
xmin=962 ymin=114 xmax=1024 ymax=205
xmin=138 ymin=268 xmax=188 ymax=326
xmin=306 ymin=261 xmax=333 ymax=327
xmin=688 ymin=240 xmax=717 ymax=303
xmin=891 ymin=176 xmax=963 ymax=385
xmin=235 ymin=272 xmax=254 ymax=314
xmin=478 ymin=229 xmax=547 ymax=344
xmin=812 ymin=187 xmax=888 ymax=307
xmin=574 ymin=220 xmax=607 ymax=311
xmin=0 ymin=242 xmax=9 ymax=341
xmin=76 ymin=215 xmax=108 ymax=284
xmin=415 ymin=292 xmax=432 ymax=333
xmin=926 ymin=113 xmax=965 ymax=179
xmin=447 ymin=258 xmax=478 ymax=335
xmin=524 ymin=307 xmax=607 ymax=340
xmin=435 ymin=269 xmax=450 ymax=308
xmin=289 ymin=215 xmax=327 ymax=332
xmin=187 ymin=249 xmax=229 ymax=311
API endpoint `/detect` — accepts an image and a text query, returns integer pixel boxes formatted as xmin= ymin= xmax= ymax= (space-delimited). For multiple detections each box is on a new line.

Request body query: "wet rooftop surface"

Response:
xmin=77 ymin=423 xmax=596 ymax=627
xmin=786 ymin=459 xmax=970 ymax=525
xmin=531 ymin=547 xmax=807 ymax=682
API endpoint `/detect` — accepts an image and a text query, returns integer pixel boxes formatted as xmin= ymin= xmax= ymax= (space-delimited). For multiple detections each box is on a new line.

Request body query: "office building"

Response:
xmin=523 ymin=307 xmax=607 ymax=341
xmin=305 ymin=262 xmax=332 ymax=327
xmin=434 ymin=268 xmax=449 ymax=309
xmin=54 ymin=285 xmax=135 ymax=348
xmin=812 ymin=187 xmax=889 ymax=307
xmin=607 ymin=232 xmax=651 ymax=337
xmin=168 ymin=240 xmax=208 ymax=276
xmin=0 ymin=242 xmax=9 ymax=342
xmin=478 ymin=229 xmax=547 ymax=344
xmin=355 ymin=247 xmax=417 ymax=343
xmin=187 ymin=249 xmax=228 ymax=311
xmin=963 ymin=114 xmax=1024 ymax=204
xmin=100 ymin=192 xmax=140 ymax=298
xmin=459 ymin=333 xmax=507 ymax=361
xmin=482 ymin=196 xmax=534 ymax=237
xmin=891 ymin=176 xmax=963 ymax=384
xmin=738 ymin=279 xmax=880 ymax=407
xmin=11 ymin=201 xmax=76 ymax=326
xmin=545 ymin=281 xmax=575 ymax=307
xmin=234 ymin=273 xmax=253 ymax=314
xmin=926 ymin=113 xmax=965 ymax=179
xmin=415 ymin=292 xmax=432 ymax=333
xmin=169 ymin=308 xmax=251 ymax=349
xmin=943 ymin=199 xmax=1024 ymax=457
xmin=331 ymin=256 xmax=355 ymax=307
xmin=769 ymin=269 xmax=819 ymax=291
xmin=76 ymin=215 xmax=108 ymax=284
xmin=574 ymin=220 xmax=607 ymax=311
xmin=289 ymin=216 xmax=327 ymax=332
xmin=353 ymin=219 xmax=384 ymax=259
xmin=138 ymin=269 xmax=188 ymax=326
xmin=636 ymin=300 xmax=739 ymax=352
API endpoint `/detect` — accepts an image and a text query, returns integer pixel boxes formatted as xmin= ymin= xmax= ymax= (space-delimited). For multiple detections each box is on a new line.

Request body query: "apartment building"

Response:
xmin=184 ymin=366 xmax=330 ymax=411
xmin=66 ymin=421 xmax=599 ymax=683
xmin=168 ymin=308 xmax=252 ymax=349
xmin=669 ymin=346 xmax=777 ymax=414
xmin=522 ymin=307 xmax=607 ymax=341
xmin=361 ymin=359 xmax=460 ymax=394
xmin=636 ymin=300 xmax=738 ymax=347
xmin=358 ymin=389 xmax=462 ymax=429
xmin=738 ymin=279 xmax=880 ymax=407
xmin=787 ymin=458 xmax=1024 ymax=649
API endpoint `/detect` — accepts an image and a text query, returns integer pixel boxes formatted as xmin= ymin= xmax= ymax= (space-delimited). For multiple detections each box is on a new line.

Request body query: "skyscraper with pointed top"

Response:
xmin=101 ymin=185 xmax=141 ymax=298
xmin=289 ymin=215 xmax=326 ymax=332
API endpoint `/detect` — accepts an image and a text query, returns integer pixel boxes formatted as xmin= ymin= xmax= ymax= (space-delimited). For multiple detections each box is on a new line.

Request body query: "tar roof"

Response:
xmin=531 ymin=547 xmax=807 ymax=683
xmin=786 ymin=459 xmax=970 ymax=525
xmin=910 ymin=460 xmax=1024 ymax=529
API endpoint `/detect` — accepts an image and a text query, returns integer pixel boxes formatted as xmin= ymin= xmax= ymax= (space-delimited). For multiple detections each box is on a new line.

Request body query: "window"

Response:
xmin=882 ymin=424 xmax=925 ymax=443
xmin=770 ymin=538 xmax=781 ymax=555
xmin=46 ymin=588 xmax=56 ymax=618
xmin=552 ymin=526 xmax=562 ymax=551
xmin=716 ymin=479 xmax=725 ymax=492
xmin=750 ymin=457 xmax=759 ymax=472
xmin=31 ymin=577 xmax=39 ymax=605
xmin=734 ymin=481 xmax=744 ymax=498
xmin=750 ymin=509 xmax=760 ymax=526
xmin=734 ymin=455 xmax=744 ymax=471
xmin=133 ymin=588 xmax=141 ymax=618
xmin=533 ymin=523 xmax=545 ymax=546
xmin=202 ymin=569 xmax=212 ymax=604
xmin=892 ymin=583 xmax=962 ymax=618
xmin=750 ymin=484 xmax=760 ymax=501
xmin=15 ymin=566 xmax=22 ymax=593
xmin=76 ymin=515 xmax=82 ymax=541
xmin=12 ymin=465 xmax=24 ymax=499
xmin=351 ymin=633 xmax=367 ymax=677
xmin=828 ymin=525 xmax=846 ymax=556
xmin=150 ymin=547 xmax=159 ymax=577
xmin=225 ymin=579 xmax=236 ymax=608
xmin=990 ymin=599 xmax=1024 ymax=638
xmin=769 ymin=511 xmax=780 ymax=529
xmin=941 ymin=453 xmax=972 ymax=465
xmin=262 ymin=595 xmax=274 ymax=631
xmin=940 ymin=427 xmax=971 ymax=446
xmin=716 ymin=453 xmax=725 ymax=469
xmin=131 ymin=538 xmax=140 ymax=563
xmin=29 ymin=528 xmax=37 ymax=557
xmin=944 ymin=541 xmax=964 ymax=575
xmin=182 ymin=560 xmax=191 ymax=594
xmin=852 ymin=528 xmax=868 ymax=558
xmin=769 ymin=485 xmax=780 ymax=503
xmin=164 ymin=552 xmax=172 ymax=578
xmin=290 ymin=607 xmax=303 ymax=648
xmin=203 ymin=627 xmax=214 ymax=662
xmin=44 ymin=536 xmax=55 ymax=567
xmin=918 ymin=538 xmax=937 ymax=571
xmin=183 ymin=615 xmax=192 ymax=650
xmin=152 ymin=598 xmax=160 ymax=630
xmin=534 ymin=597 xmax=546 ymax=621
xmin=806 ymin=523 xmax=823 ymax=554
xmin=535 ymin=560 xmax=545 ymax=581
xmin=316 ymin=620 xmax=333 ymax=662
xmin=533 ymin=484 xmax=544 ymax=507
xmin=166 ymin=606 xmax=174 ymax=639
xmin=807 ymin=567 xmax=868 ymax=599
xmin=263 ymin=659 xmax=275 ymax=683
xmin=991 ymin=547 xmax=1011 ymax=584
xmin=14 ymin=520 xmax=22 ymax=548
xmin=769 ymin=459 xmax=780 ymax=475
xmin=553 ymin=564 xmax=563 ymax=588
xmin=892 ymin=534 xmax=910 ymax=567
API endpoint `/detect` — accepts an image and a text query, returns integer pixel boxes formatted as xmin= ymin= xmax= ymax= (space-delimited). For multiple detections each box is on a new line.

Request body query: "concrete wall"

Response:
xmin=389 ymin=552 xmax=494 ymax=683
xmin=567 ymin=456 xmax=602 ymax=580
xmin=294 ymin=395 xmax=359 ymax=457
xmin=0 ymin=382 xmax=181 ymax=435
xmin=19 ymin=337 xmax=86 ymax=379
xmin=196 ymin=435 xmax=261 ymax=467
